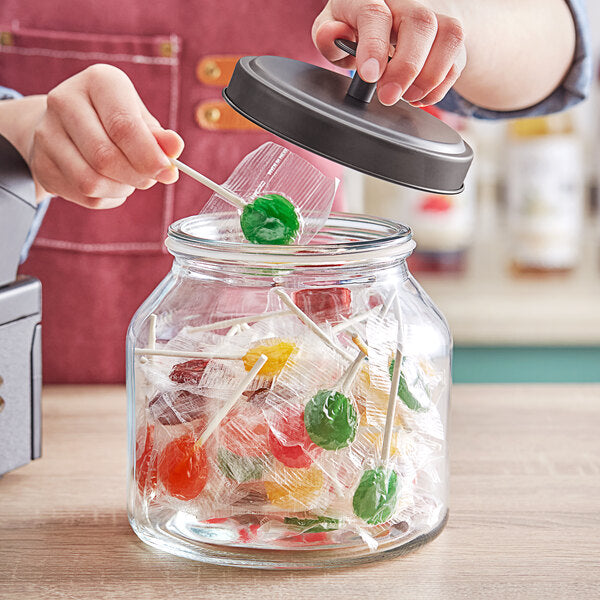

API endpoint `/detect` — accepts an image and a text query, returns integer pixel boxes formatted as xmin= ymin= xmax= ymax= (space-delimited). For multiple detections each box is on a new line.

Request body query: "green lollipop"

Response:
xmin=354 ymin=347 xmax=403 ymax=525
xmin=171 ymin=159 xmax=300 ymax=245
xmin=217 ymin=448 xmax=265 ymax=483
xmin=240 ymin=194 xmax=300 ymax=245
xmin=284 ymin=516 xmax=341 ymax=533
xmin=352 ymin=466 xmax=399 ymax=525
xmin=304 ymin=389 xmax=358 ymax=451
xmin=303 ymin=346 xmax=367 ymax=451
xmin=389 ymin=358 xmax=427 ymax=412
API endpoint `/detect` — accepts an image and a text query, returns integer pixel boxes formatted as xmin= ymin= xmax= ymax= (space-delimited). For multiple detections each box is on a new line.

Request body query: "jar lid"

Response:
xmin=223 ymin=40 xmax=473 ymax=194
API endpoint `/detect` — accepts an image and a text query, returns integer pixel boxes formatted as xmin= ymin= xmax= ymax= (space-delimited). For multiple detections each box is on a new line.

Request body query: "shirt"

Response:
xmin=2 ymin=0 xmax=592 ymax=263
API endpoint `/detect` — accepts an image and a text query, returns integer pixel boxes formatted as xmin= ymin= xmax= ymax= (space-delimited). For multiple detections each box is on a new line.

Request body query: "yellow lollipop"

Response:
xmin=243 ymin=340 xmax=296 ymax=378
xmin=264 ymin=464 xmax=324 ymax=511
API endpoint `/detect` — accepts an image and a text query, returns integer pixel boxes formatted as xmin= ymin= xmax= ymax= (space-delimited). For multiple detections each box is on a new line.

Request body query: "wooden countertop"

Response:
xmin=2 ymin=385 xmax=599 ymax=599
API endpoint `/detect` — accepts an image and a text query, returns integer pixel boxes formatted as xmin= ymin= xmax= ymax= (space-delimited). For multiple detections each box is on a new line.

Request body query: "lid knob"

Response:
xmin=334 ymin=39 xmax=391 ymax=104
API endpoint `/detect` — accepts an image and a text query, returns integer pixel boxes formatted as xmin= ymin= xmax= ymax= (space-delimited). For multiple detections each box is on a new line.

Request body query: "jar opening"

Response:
xmin=166 ymin=212 xmax=414 ymax=266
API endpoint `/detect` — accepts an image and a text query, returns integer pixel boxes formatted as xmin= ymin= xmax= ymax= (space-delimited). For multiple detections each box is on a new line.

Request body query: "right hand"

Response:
xmin=4 ymin=64 xmax=184 ymax=209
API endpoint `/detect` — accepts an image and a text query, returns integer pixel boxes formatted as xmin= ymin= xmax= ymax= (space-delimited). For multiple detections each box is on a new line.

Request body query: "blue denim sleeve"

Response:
xmin=0 ymin=86 xmax=51 ymax=263
xmin=436 ymin=0 xmax=591 ymax=120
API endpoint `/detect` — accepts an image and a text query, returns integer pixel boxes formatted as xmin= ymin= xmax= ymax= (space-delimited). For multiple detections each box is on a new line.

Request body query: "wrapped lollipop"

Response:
xmin=352 ymin=304 xmax=405 ymax=526
xmin=172 ymin=143 xmax=337 ymax=245
xmin=156 ymin=354 xmax=268 ymax=501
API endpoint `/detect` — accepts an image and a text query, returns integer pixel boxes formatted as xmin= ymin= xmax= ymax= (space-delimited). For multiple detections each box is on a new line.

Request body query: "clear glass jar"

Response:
xmin=127 ymin=212 xmax=451 ymax=569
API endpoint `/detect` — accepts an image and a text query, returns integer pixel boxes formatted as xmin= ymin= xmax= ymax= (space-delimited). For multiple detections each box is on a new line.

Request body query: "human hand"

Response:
xmin=312 ymin=0 xmax=466 ymax=107
xmin=0 ymin=64 xmax=183 ymax=209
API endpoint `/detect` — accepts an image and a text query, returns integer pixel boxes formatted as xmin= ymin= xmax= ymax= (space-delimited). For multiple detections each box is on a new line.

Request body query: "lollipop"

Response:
xmin=157 ymin=354 xmax=268 ymax=501
xmin=268 ymin=404 xmax=323 ymax=468
xmin=243 ymin=340 xmax=296 ymax=378
xmin=157 ymin=433 xmax=210 ymax=501
xmin=264 ymin=463 xmax=324 ymax=511
xmin=291 ymin=287 xmax=352 ymax=324
xmin=352 ymin=313 xmax=404 ymax=524
xmin=135 ymin=424 xmax=157 ymax=494
xmin=169 ymin=359 xmax=210 ymax=385
xmin=172 ymin=158 xmax=299 ymax=245
xmin=388 ymin=359 xmax=427 ymax=412
xmin=217 ymin=448 xmax=265 ymax=483
xmin=303 ymin=349 xmax=365 ymax=451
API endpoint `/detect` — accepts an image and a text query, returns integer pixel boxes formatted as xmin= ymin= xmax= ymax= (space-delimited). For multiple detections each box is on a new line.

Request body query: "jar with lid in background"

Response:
xmin=126 ymin=212 xmax=451 ymax=569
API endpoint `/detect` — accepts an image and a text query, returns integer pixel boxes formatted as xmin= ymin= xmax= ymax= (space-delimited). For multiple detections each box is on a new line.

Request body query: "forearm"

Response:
xmin=428 ymin=0 xmax=576 ymax=111
xmin=0 ymin=95 xmax=48 ymax=201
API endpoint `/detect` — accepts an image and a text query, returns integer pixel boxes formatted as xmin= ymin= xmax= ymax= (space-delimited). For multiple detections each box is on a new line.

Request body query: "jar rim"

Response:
xmin=166 ymin=212 xmax=415 ymax=265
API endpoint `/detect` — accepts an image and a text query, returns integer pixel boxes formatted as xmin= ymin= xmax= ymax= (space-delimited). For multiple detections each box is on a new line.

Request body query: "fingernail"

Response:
xmin=378 ymin=83 xmax=403 ymax=106
xmin=156 ymin=167 xmax=178 ymax=184
xmin=403 ymin=85 xmax=424 ymax=103
xmin=360 ymin=58 xmax=380 ymax=83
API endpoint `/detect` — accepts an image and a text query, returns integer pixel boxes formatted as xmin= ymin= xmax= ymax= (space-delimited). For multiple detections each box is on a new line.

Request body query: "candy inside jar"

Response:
xmin=127 ymin=212 xmax=451 ymax=568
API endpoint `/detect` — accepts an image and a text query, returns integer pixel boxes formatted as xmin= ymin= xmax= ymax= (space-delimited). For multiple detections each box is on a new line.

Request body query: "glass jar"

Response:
xmin=127 ymin=212 xmax=451 ymax=569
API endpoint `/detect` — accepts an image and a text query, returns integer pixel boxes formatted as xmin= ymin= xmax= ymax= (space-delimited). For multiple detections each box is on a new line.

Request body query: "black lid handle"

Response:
xmin=334 ymin=39 xmax=392 ymax=104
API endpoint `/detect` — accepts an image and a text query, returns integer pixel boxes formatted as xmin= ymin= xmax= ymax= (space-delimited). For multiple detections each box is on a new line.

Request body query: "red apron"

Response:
xmin=0 ymin=0 xmax=343 ymax=382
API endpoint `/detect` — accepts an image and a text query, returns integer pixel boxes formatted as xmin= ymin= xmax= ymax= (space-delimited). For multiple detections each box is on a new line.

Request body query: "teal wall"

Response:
xmin=453 ymin=346 xmax=600 ymax=383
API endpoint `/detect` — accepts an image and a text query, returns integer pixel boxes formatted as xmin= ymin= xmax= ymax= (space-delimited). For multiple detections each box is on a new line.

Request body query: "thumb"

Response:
xmin=153 ymin=129 xmax=185 ymax=159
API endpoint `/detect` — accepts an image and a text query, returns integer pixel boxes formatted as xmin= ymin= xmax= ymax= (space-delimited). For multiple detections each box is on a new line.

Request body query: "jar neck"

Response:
xmin=171 ymin=253 xmax=411 ymax=288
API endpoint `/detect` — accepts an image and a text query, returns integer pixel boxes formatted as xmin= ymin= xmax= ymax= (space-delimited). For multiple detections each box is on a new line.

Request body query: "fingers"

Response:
xmin=377 ymin=3 xmax=438 ymax=105
xmin=401 ymin=15 xmax=466 ymax=105
xmin=312 ymin=0 xmax=467 ymax=108
xmin=314 ymin=0 xmax=392 ymax=80
xmin=84 ymin=64 xmax=176 ymax=184
xmin=47 ymin=92 xmax=156 ymax=190
xmin=31 ymin=111 xmax=134 ymax=208
xmin=354 ymin=1 xmax=393 ymax=82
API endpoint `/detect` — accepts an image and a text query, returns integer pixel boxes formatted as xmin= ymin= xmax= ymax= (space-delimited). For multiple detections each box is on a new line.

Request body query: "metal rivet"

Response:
xmin=204 ymin=107 xmax=221 ymax=123
xmin=202 ymin=60 xmax=221 ymax=81
xmin=159 ymin=41 xmax=173 ymax=58
xmin=0 ymin=32 xmax=13 ymax=46
xmin=0 ymin=396 xmax=5 ymax=414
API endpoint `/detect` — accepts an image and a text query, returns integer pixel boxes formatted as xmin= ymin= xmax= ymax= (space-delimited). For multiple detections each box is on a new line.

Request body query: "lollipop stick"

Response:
xmin=381 ymin=346 xmax=402 ymax=463
xmin=148 ymin=314 xmax=157 ymax=349
xmin=171 ymin=158 xmax=246 ymax=211
xmin=135 ymin=348 xmax=243 ymax=360
xmin=339 ymin=350 xmax=367 ymax=394
xmin=186 ymin=310 xmax=290 ymax=333
xmin=196 ymin=354 xmax=268 ymax=447
xmin=274 ymin=288 xmax=353 ymax=361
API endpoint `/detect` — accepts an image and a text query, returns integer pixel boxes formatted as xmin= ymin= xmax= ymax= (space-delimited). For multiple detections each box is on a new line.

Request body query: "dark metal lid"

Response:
xmin=223 ymin=41 xmax=473 ymax=194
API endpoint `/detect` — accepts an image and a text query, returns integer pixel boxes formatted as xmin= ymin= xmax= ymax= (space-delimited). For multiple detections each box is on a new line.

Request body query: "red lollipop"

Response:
xmin=268 ymin=405 xmax=322 ymax=469
xmin=169 ymin=359 xmax=210 ymax=385
xmin=157 ymin=434 xmax=209 ymax=501
xmin=291 ymin=287 xmax=352 ymax=324
xmin=136 ymin=425 xmax=157 ymax=494
xmin=220 ymin=402 xmax=270 ymax=458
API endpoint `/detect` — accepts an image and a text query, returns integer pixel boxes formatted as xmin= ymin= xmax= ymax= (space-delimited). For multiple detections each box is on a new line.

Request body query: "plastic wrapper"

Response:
xmin=199 ymin=142 xmax=338 ymax=244
xmin=133 ymin=282 xmax=448 ymax=553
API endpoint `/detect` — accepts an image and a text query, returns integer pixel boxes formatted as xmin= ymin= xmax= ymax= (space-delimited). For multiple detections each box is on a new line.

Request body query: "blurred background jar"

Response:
xmin=361 ymin=108 xmax=477 ymax=274
xmin=505 ymin=111 xmax=585 ymax=274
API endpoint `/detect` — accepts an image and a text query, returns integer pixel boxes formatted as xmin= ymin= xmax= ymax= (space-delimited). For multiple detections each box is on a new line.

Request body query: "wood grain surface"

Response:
xmin=1 ymin=385 xmax=599 ymax=599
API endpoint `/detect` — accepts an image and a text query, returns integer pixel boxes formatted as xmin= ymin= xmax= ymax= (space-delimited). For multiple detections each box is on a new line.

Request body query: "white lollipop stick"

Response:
xmin=273 ymin=288 xmax=353 ymax=361
xmin=331 ymin=308 xmax=378 ymax=334
xmin=381 ymin=300 xmax=404 ymax=464
xmin=135 ymin=348 xmax=243 ymax=360
xmin=225 ymin=324 xmax=240 ymax=338
xmin=171 ymin=158 xmax=246 ymax=211
xmin=186 ymin=310 xmax=290 ymax=333
xmin=339 ymin=350 xmax=367 ymax=395
xmin=148 ymin=314 xmax=157 ymax=349
xmin=197 ymin=354 xmax=268 ymax=446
